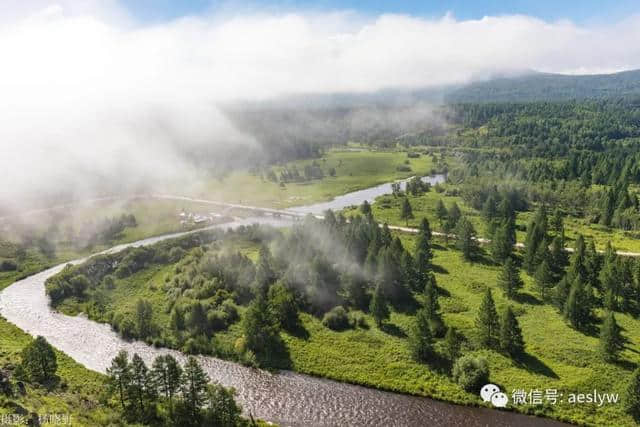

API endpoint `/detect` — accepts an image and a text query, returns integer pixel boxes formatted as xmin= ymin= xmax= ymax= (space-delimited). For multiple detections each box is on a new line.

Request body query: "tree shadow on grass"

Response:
xmin=380 ymin=322 xmax=407 ymax=338
xmin=435 ymin=285 xmax=451 ymax=298
xmin=431 ymin=264 xmax=449 ymax=274
xmin=613 ymin=358 xmax=637 ymax=371
xmin=285 ymin=321 xmax=310 ymax=341
xmin=512 ymin=292 xmax=543 ymax=306
xmin=515 ymin=353 xmax=559 ymax=379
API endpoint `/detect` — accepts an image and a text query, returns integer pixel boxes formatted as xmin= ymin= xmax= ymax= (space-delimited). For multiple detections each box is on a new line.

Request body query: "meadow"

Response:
xmin=54 ymin=227 xmax=640 ymax=427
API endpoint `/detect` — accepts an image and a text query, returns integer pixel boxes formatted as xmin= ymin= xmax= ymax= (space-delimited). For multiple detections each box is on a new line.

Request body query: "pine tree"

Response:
xmin=129 ymin=354 xmax=155 ymax=417
xmin=400 ymin=197 xmax=414 ymax=226
xmin=455 ymin=216 xmax=478 ymax=261
xmin=497 ymin=258 xmax=523 ymax=299
xmin=475 ymin=288 xmax=499 ymax=348
xmin=20 ymin=336 xmax=57 ymax=384
xmin=107 ymin=350 xmax=132 ymax=410
xmin=443 ymin=327 xmax=462 ymax=362
xmin=152 ymin=355 xmax=183 ymax=416
xmin=435 ymin=199 xmax=448 ymax=226
xmin=624 ymin=368 xmax=640 ymax=420
xmin=534 ymin=260 xmax=553 ymax=301
xmin=448 ymin=202 xmax=461 ymax=227
xmin=423 ymin=276 xmax=445 ymax=337
xmin=181 ymin=357 xmax=210 ymax=420
xmin=563 ymin=275 xmax=593 ymax=330
xmin=550 ymin=235 xmax=567 ymax=275
xmin=599 ymin=311 xmax=624 ymax=362
xmin=360 ymin=200 xmax=372 ymax=216
xmin=490 ymin=222 xmax=512 ymax=264
xmin=408 ymin=308 xmax=433 ymax=361
xmin=370 ymin=283 xmax=389 ymax=327
xmin=499 ymin=307 xmax=525 ymax=357
xmin=414 ymin=218 xmax=433 ymax=289
xmin=242 ymin=294 xmax=281 ymax=362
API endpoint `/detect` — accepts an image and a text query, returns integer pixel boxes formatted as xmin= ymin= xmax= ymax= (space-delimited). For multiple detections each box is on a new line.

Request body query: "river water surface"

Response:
xmin=0 ymin=176 xmax=567 ymax=426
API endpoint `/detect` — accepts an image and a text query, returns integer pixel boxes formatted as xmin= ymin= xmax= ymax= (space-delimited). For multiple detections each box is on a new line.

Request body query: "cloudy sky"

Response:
xmin=1 ymin=0 xmax=640 ymax=205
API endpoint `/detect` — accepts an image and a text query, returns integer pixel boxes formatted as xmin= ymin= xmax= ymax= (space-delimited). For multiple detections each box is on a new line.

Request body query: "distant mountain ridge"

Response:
xmin=445 ymin=69 xmax=640 ymax=103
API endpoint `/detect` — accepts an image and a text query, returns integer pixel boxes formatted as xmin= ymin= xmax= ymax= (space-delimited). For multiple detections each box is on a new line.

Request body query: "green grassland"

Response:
xmin=0 ymin=317 xmax=121 ymax=425
xmin=56 ymin=230 xmax=640 ymax=427
xmin=346 ymin=183 xmax=640 ymax=254
xmin=0 ymin=197 xmax=236 ymax=291
xmin=197 ymin=149 xmax=440 ymax=209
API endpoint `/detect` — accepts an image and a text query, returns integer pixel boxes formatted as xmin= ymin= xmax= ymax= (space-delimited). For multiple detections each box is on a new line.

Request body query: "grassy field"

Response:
xmin=0 ymin=317 xmax=121 ymax=425
xmin=55 ymin=229 xmax=640 ymax=427
xmin=0 ymin=197 xmax=237 ymax=291
xmin=197 ymin=149 xmax=440 ymax=209
xmin=346 ymin=183 xmax=640 ymax=254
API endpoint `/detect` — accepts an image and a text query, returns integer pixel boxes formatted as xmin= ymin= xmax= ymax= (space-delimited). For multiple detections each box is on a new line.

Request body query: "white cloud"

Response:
xmin=1 ymin=3 xmax=640 ymax=205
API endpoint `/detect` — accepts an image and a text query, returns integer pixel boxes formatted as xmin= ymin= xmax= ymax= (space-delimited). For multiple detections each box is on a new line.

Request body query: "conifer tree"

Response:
xmin=563 ymin=275 xmax=593 ymax=330
xmin=443 ymin=327 xmax=462 ymax=362
xmin=435 ymin=199 xmax=448 ymax=226
xmin=370 ymin=283 xmax=389 ymax=327
xmin=448 ymin=202 xmax=462 ymax=227
xmin=181 ymin=357 xmax=210 ymax=421
xmin=497 ymin=258 xmax=523 ymax=299
xmin=550 ymin=235 xmax=567 ymax=275
xmin=20 ymin=336 xmax=57 ymax=384
xmin=599 ymin=311 xmax=624 ymax=362
xmin=455 ymin=216 xmax=478 ymax=261
xmin=499 ymin=306 xmax=525 ymax=357
xmin=107 ymin=350 xmax=132 ymax=410
xmin=475 ymin=288 xmax=499 ymax=348
xmin=624 ymin=368 xmax=640 ymax=420
xmin=534 ymin=260 xmax=554 ymax=301
xmin=490 ymin=221 xmax=513 ymax=263
xmin=400 ymin=197 xmax=414 ymax=226
xmin=408 ymin=308 xmax=433 ymax=361
xmin=152 ymin=355 xmax=182 ymax=417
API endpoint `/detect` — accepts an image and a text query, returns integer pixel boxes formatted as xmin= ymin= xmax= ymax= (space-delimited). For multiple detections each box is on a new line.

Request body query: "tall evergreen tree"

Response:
xmin=408 ymin=308 xmax=433 ymax=361
xmin=242 ymin=294 xmax=281 ymax=362
xmin=129 ymin=354 xmax=155 ymax=417
xmin=448 ymin=202 xmax=462 ymax=227
xmin=107 ymin=350 xmax=132 ymax=411
xmin=490 ymin=221 xmax=513 ymax=263
xmin=400 ymin=197 xmax=414 ymax=226
xmin=497 ymin=258 xmax=523 ymax=299
xmin=414 ymin=218 xmax=433 ymax=290
xmin=550 ymin=235 xmax=568 ymax=276
xmin=181 ymin=357 xmax=210 ymax=421
xmin=435 ymin=199 xmax=448 ymax=226
xmin=624 ymin=368 xmax=640 ymax=420
xmin=599 ymin=311 xmax=624 ymax=362
xmin=152 ymin=355 xmax=182 ymax=417
xmin=455 ymin=216 xmax=478 ymax=261
xmin=443 ymin=327 xmax=462 ymax=362
xmin=370 ymin=282 xmax=390 ymax=327
xmin=499 ymin=306 xmax=525 ymax=357
xmin=475 ymin=288 xmax=499 ymax=349
xmin=534 ymin=260 xmax=554 ymax=301
xmin=563 ymin=275 xmax=594 ymax=330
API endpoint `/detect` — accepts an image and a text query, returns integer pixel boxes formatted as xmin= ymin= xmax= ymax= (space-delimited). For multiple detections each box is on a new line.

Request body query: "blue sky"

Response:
xmin=122 ymin=0 xmax=640 ymax=24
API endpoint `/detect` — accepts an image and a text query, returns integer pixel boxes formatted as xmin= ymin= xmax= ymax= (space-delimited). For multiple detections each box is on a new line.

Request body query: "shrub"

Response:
xmin=207 ymin=310 xmax=229 ymax=332
xmin=220 ymin=299 xmax=239 ymax=323
xmin=322 ymin=306 xmax=351 ymax=331
xmin=452 ymin=355 xmax=489 ymax=393
xmin=407 ymin=152 xmax=420 ymax=158
xmin=0 ymin=259 xmax=18 ymax=271
xmin=396 ymin=164 xmax=412 ymax=172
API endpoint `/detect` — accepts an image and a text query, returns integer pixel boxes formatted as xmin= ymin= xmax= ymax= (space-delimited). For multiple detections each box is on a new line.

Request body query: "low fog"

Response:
xmin=2 ymin=2 xmax=640 ymax=210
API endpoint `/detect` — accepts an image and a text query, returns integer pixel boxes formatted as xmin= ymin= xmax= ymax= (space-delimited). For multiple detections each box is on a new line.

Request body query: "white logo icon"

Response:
xmin=480 ymin=383 xmax=508 ymax=407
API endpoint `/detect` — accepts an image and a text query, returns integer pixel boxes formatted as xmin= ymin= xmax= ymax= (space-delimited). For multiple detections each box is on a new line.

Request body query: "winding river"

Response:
xmin=0 ymin=175 xmax=566 ymax=426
